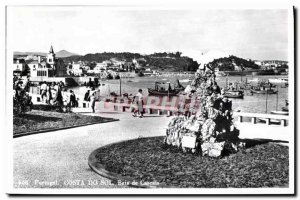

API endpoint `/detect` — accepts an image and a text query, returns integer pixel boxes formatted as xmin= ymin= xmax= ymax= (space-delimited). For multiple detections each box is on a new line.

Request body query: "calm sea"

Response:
xmin=70 ymin=74 xmax=289 ymax=114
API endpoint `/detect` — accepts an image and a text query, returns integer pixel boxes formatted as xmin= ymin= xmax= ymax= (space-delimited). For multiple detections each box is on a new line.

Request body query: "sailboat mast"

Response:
xmin=276 ymin=85 xmax=279 ymax=111
xmin=265 ymin=89 xmax=268 ymax=114
xmin=119 ymin=77 xmax=122 ymax=96
xmin=225 ymin=76 xmax=228 ymax=90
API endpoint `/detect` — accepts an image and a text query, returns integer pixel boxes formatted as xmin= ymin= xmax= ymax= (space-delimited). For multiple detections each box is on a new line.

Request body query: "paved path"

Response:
xmin=13 ymin=105 xmax=291 ymax=189
xmin=13 ymin=110 xmax=170 ymax=188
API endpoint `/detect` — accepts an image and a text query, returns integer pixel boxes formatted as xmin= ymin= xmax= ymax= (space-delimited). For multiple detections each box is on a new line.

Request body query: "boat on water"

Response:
xmin=270 ymin=97 xmax=288 ymax=116
xmin=148 ymin=80 xmax=185 ymax=96
xmin=268 ymin=78 xmax=288 ymax=84
xmin=248 ymin=78 xmax=259 ymax=83
xmin=248 ymin=78 xmax=259 ymax=84
xmin=270 ymin=110 xmax=289 ymax=115
xmin=223 ymin=90 xmax=244 ymax=99
xmin=148 ymin=88 xmax=181 ymax=96
xmin=250 ymin=81 xmax=278 ymax=94
xmin=250 ymin=88 xmax=278 ymax=94
xmin=179 ymin=78 xmax=193 ymax=83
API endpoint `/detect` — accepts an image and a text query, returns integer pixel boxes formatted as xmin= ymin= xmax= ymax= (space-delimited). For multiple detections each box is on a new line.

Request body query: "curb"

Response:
xmin=13 ymin=119 xmax=119 ymax=138
xmin=88 ymin=139 xmax=168 ymax=189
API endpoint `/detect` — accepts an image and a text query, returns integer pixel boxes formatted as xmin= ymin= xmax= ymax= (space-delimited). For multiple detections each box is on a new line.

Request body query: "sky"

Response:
xmin=7 ymin=7 xmax=290 ymax=61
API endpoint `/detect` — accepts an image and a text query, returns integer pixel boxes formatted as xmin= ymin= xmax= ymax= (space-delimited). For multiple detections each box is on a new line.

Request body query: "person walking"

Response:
xmin=69 ymin=90 xmax=77 ymax=107
xmin=46 ymin=83 xmax=52 ymax=104
xmin=53 ymin=82 xmax=63 ymax=112
xmin=84 ymin=89 xmax=90 ymax=101
xmin=89 ymin=87 xmax=96 ymax=113
xmin=41 ymin=81 xmax=47 ymax=102
xmin=132 ymin=89 xmax=144 ymax=118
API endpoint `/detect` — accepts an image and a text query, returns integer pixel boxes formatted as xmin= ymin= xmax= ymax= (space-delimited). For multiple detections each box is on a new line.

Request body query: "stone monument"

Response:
xmin=165 ymin=64 xmax=244 ymax=157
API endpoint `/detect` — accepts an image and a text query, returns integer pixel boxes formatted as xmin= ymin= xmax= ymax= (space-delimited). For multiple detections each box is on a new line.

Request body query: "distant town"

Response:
xmin=13 ymin=45 xmax=289 ymax=85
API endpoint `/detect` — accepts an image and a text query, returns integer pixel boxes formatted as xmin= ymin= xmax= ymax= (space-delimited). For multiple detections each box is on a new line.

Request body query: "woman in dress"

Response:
xmin=132 ymin=89 xmax=144 ymax=118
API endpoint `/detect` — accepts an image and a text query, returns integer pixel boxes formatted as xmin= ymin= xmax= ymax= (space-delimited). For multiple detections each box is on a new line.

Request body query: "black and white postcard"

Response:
xmin=4 ymin=2 xmax=295 ymax=195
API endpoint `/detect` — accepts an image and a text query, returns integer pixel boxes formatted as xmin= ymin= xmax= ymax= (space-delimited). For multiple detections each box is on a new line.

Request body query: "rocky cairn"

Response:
xmin=165 ymin=64 xmax=244 ymax=157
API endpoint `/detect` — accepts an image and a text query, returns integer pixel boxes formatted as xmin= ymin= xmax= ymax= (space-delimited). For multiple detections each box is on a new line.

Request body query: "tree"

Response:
xmin=13 ymin=78 xmax=32 ymax=116
xmin=175 ymin=51 xmax=182 ymax=58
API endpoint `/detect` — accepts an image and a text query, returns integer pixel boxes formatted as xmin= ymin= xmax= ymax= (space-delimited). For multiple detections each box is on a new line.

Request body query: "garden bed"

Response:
xmin=93 ymin=136 xmax=289 ymax=188
xmin=13 ymin=110 xmax=118 ymax=136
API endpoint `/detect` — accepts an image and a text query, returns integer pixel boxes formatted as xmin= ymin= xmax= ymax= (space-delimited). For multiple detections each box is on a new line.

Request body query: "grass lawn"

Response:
xmin=13 ymin=110 xmax=118 ymax=136
xmin=95 ymin=136 xmax=289 ymax=188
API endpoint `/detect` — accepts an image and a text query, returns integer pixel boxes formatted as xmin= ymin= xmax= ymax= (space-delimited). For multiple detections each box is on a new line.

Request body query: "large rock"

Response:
xmin=164 ymin=63 xmax=243 ymax=157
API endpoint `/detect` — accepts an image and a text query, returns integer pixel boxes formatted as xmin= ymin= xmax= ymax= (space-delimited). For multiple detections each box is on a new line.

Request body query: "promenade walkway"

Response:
xmin=13 ymin=110 xmax=169 ymax=188
xmin=13 ymin=106 xmax=291 ymax=189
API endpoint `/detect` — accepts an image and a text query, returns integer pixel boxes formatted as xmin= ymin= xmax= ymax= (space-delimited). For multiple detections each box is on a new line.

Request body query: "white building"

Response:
xmin=26 ymin=45 xmax=65 ymax=78
xmin=13 ymin=59 xmax=26 ymax=72
xmin=95 ymin=62 xmax=107 ymax=71
xmin=27 ymin=57 xmax=54 ymax=78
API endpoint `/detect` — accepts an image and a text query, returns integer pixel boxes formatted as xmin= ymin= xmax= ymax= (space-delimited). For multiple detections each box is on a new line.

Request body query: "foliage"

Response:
xmin=95 ymin=136 xmax=289 ymax=188
xmin=13 ymin=110 xmax=118 ymax=135
xmin=61 ymin=52 xmax=199 ymax=72
xmin=13 ymin=91 xmax=33 ymax=116
xmin=209 ymin=55 xmax=260 ymax=71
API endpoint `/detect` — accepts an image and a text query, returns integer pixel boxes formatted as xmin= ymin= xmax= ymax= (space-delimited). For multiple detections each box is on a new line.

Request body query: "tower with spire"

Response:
xmin=47 ymin=45 xmax=56 ymax=68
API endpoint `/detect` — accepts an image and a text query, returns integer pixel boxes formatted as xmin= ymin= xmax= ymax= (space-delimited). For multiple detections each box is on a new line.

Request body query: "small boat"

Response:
xmin=248 ymin=78 xmax=259 ymax=83
xmin=268 ymin=78 xmax=288 ymax=84
xmin=250 ymin=88 xmax=278 ymax=94
xmin=148 ymin=88 xmax=180 ymax=96
xmin=223 ymin=90 xmax=244 ymax=99
xmin=179 ymin=78 xmax=192 ymax=83
xmin=148 ymin=81 xmax=184 ymax=96
xmin=270 ymin=110 xmax=289 ymax=115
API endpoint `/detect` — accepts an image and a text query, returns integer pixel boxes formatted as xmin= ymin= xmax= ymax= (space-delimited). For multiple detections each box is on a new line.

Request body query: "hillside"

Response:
xmin=208 ymin=55 xmax=260 ymax=71
xmin=14 ymin=51 xmax=47 ymax=56
xmin=56 ymin=50 xmax=79 ymax=58
xmin=62 ymin=52 xmax=199 ymax=72
xmin=14 ymin=50 xmax=79 ymax=58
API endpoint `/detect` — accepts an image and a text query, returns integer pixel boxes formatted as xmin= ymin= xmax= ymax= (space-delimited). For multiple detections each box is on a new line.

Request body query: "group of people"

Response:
xmin=40 ymin=81 xmax=78 ymax=111
xmin=83 ymin=87 xmax=99 ymax=113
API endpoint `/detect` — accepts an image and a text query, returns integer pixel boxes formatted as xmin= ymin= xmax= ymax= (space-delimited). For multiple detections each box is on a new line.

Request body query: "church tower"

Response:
xmin=47 ymin=45 xmax=56 ymax=68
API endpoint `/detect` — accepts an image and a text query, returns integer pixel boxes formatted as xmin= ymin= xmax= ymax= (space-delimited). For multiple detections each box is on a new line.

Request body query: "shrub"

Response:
xmin=13 ymin=90 xmax=33 ymax=116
